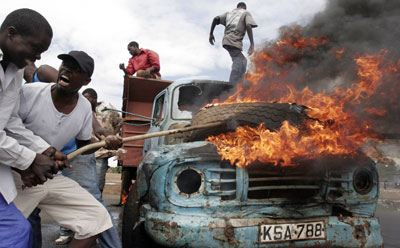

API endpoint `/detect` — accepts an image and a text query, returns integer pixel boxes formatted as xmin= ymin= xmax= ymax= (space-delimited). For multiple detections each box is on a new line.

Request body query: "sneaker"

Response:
xmin=55 ymin=234 xmax=73 ymax=245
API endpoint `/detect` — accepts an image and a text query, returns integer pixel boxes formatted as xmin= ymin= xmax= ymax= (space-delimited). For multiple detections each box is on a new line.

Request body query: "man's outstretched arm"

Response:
xmin=209 ymin=16 xmax=220 ymax=45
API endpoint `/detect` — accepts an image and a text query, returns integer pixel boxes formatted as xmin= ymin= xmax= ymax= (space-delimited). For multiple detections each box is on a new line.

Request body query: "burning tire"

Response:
xmin=186 ymin=102 xmax=309 ymax=141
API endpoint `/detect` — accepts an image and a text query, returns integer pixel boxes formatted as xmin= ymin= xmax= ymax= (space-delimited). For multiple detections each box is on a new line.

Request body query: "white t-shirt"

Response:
xmin=18 ymin=83 xmax=92 ymax=151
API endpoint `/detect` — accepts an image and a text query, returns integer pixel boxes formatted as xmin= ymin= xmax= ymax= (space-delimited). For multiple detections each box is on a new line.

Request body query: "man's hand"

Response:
xmin=42 ymin=147 xmax=71 ymax=173
xmin=119 ymin=63 xmax=128 ymax=75
xmin=143 ymin=68 xmax=152 ymax=77
xmin=248 ymin=44 xmax=254 ymax=56
xmin=104 ymin=135 xmax=122 ymax=150
xmin=53 ymin=151 xmax=71 ymax=172
xmin=42 ymin=146 xmax=57 ymax=157
xmin=209 ymin=34 xmax=215 ymax=45
xmin=30 ymin=153 xmax=55 ymax=183
xmin=18 ymin=168 xmax=42 ymax=187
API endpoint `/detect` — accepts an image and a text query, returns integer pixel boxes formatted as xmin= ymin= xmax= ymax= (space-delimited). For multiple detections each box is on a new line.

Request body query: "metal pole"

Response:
xmin=102 ymin=108 xmax=153 ymax=121
xmin=67 ymin=122 xmax=222 ymax=160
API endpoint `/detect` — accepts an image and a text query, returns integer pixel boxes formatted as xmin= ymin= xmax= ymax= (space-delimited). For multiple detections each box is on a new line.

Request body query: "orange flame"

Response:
xmin=121 ymin=184 xmax=133 ymax=205
xmin=330 ymin=48 xmax=345 ymax=59
xmin=207 ymin=121 xmax=364 ymax=167
xmin=206 ymin=27 xmax=399 ymax=167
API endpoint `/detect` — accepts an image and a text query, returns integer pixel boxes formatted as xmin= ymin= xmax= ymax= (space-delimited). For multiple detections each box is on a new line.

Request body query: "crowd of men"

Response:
xmin=0 ymin=2 xmax=256 ymax=247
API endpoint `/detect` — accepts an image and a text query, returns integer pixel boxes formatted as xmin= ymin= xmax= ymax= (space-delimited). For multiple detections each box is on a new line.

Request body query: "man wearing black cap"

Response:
xmin=11 ymin=50 xmax=121 ymax=247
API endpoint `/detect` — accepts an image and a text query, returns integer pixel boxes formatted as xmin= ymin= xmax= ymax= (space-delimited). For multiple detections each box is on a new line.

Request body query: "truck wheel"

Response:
xmin=186 ymin=102 xmax=308 ymax=141
xmin=122 ymin=182 xmax=139 ymax=248
xmin=132 ymin=222 xmax=165 ymax=248
xmin=122 ymin=182 xmax=164 ymax=248
xmin=120 ymin=167 xmax=136 ymax=205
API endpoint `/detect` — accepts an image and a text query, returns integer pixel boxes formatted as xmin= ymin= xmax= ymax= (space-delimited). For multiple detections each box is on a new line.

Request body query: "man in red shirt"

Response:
xmin=119 ymin=41 xmax=161 ymax=79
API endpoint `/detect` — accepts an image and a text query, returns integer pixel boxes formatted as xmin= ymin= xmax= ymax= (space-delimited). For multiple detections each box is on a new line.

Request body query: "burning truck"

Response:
xmin=121 ymin=0 xmax=400 ymax=247
xmin=122 ymin=77 xmax=384 ymax=248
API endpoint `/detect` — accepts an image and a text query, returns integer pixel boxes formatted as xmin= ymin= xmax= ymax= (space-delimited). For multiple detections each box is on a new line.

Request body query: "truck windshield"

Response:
xmin=172 ymin=85 xmax=198 ymax=120
xmin=171 ymin=83 xmax=232 ymax=120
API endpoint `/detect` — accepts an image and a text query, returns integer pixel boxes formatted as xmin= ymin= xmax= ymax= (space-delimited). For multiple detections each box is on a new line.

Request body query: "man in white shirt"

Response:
xmin=12 ymin=50 xmax=120 ymax=248
xmin=209 ymin=2 xmax=258 ymax=84
xmin=0 ymin=8 xmax=68 ymax=247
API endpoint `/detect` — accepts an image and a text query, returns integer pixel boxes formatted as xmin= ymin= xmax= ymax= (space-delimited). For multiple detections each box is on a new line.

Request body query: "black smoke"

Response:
xmin=251 ymin=0 xmax=400 ymax=133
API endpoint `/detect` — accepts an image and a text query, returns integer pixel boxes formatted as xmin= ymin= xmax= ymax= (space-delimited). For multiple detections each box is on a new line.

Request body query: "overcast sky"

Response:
xmin=1 ymin=0 xmax=327 ymax=110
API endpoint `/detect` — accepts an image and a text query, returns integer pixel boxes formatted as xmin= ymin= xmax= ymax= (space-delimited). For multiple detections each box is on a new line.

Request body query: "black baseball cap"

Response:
xmin=57 ymin=50 xmax=94 ymax=77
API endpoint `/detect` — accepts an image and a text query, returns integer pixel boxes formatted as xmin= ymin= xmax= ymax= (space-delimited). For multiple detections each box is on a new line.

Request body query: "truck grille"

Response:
xmin=206 ymin=163 xmax=236 ymax=200
xmin=246 ymin=164 xmax=324 ymax=200
xmin=206 ymin=163 xmax=326 ymax=201
xmin=247 ymin=172 xmax=321 ymax=200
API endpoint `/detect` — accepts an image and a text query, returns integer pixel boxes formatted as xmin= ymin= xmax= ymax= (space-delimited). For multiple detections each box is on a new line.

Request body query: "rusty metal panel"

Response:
xmin=122 ymin=76 xmax=172 ymax=117
xmin=120 ymin=76 xmax=172 ymax=167
xmin=120 ymin=123 xmax=148 ymax=167
xmin=120 ymin=145 xmax=144 ymax=167
xmin=143 ymin=207 xmax=383 ymax=248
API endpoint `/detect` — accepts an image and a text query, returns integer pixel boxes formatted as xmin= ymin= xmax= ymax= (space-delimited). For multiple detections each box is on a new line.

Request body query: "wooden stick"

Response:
xmin=67 ymin=122 xmax=222 ymax=160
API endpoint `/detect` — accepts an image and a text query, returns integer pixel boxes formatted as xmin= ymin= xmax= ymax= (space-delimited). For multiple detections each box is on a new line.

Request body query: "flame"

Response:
xmin=329 ymin=48 xmax=345 ymax=59
xmin=121 ymin=184 xmax=133 ymax=205
xmin=207 ymin=121 xmax=360 ymax=167
xmin=206 ymin=26 xmax=399 ymax=167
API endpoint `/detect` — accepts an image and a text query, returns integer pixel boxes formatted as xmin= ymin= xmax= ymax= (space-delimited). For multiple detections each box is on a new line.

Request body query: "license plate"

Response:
xmin=259 ymin=221 xmax=326 ymax=243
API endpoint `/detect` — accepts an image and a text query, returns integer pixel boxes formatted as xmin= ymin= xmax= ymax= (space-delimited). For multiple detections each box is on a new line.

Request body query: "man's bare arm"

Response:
xmin=209 ymin=16 xmax=220 ymax=45
xmin=119 ymin=63 xmax=128 ymax=75
xmin=92 ymin=113 xmax=112 ymax=139
xmin=37 ymin=65 xmax=58 ymax=82
xmin=246 ymin=24 xmax=255 ymax=55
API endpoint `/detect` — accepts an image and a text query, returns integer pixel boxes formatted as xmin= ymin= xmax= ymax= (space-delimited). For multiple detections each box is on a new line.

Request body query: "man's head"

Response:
xmin=82 ymin=88 xmax=98 ymax=111
xmin=127 ymin=41 xmax=140 ymax=57
xmin=0 ymin=8 xmax=52 ymax=68
xmin=56 ymin=50 xmax=94 ymax=94
xmin=237 ymin=2 xmax=247 ymax=9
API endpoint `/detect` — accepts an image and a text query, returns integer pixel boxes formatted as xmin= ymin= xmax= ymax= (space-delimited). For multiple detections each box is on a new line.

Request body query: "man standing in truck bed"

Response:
xmin=119 ymin=41 xmax=161 ymax=79
xmin=209 ymin=2 xmax=257 ymax=84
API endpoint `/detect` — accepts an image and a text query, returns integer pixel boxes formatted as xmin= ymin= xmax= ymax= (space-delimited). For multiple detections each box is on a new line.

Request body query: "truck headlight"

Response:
xmin=353 ymin=168 xmax=373 ymax=195
xmin=176 ymin=168 xmax=202 ymax=195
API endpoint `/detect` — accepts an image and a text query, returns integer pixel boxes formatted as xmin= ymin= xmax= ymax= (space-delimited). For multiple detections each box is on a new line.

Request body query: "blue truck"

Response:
xmin=122 ymin=79 xmax=383 ymax=248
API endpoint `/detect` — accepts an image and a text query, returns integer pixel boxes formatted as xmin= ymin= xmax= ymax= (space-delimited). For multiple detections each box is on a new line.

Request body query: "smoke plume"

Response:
xmin=246 ymin=0 xmax=400 ymax=133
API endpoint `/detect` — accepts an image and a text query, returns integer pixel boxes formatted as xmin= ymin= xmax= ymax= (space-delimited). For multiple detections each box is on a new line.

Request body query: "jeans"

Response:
xmin=96 ymin=157 xmax=109 ymax=194
xmin=62 ymin=154 xmax=121 ymax=248
xmin=224 ymin=45 xmax=247 ymax=84
xmin=28 ymin=208 xmax=42 ymax=248
xmin=0 ymin=194 xmax=32 ymax=248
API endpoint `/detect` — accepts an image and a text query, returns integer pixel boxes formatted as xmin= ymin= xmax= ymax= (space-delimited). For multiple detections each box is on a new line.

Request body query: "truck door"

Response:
xmin=144 ymin=90 xmax=167 ymax=153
